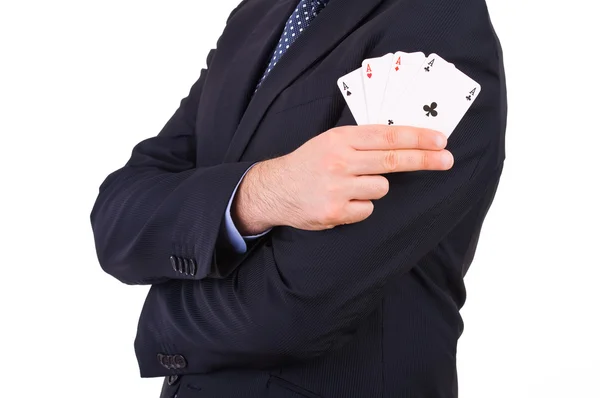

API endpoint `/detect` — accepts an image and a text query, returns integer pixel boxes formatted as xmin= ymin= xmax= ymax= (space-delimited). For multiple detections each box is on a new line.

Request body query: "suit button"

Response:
xmin=176 ymin=257 xmax=184 ymax=273
xmin=169 ymin=256 xmax=178 ymax=272
xmin=189 ymin=259 xmax=197 ymax=276
xmin=174 ymin=354 xmax=187 ymax=369
xmin=167 ymin=375 xmax=179 ymax=386
xmin=183 ymin=258 xmax=190 ymax=275
xmin=158 ymin=353 xmax=171 ymax=369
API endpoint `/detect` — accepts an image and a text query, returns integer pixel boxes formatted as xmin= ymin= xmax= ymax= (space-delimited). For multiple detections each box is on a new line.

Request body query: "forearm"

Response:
xmin=91 ymin=158 xmax=255 ymax=285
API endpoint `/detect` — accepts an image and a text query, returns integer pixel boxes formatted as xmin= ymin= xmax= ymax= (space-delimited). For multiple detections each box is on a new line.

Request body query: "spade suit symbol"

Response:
xmin=342 ymin=82 xmax=352 ymax=96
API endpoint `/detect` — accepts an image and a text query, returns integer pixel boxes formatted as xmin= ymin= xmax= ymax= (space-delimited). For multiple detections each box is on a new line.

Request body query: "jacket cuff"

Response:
xmin=169 ymin=161 xmax=257 ymax=280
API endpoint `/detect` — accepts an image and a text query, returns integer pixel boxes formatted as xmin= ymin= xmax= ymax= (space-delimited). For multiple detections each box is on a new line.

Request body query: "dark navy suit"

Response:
xmin=90 ymin=0 xmax=506 ymax=396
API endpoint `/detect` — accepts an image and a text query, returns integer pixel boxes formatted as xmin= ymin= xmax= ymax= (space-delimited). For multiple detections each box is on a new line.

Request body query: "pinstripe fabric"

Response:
xmin=90 ymin=0 xmax=506 ymax=396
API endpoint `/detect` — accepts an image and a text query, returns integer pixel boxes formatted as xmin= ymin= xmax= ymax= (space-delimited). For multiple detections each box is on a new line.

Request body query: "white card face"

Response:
xmin=361 ymin=53 xmax=393 ymax=123
xmin=337 ymin=67 xmax=368 ymax=125
xmin=382 ymin=53 xmax=482 ymax=137
xmin=377 ymin=51 xmax=425 ymax=123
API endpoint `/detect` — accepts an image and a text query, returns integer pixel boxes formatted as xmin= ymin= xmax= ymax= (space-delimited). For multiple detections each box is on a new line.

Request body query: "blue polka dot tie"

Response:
xmin=256 ymin=0 xmax=330 ymax=89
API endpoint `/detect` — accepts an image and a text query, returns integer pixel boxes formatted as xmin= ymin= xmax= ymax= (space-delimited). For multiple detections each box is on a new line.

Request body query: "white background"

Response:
xmin=1 ymin=0 xmax=598 ymax=397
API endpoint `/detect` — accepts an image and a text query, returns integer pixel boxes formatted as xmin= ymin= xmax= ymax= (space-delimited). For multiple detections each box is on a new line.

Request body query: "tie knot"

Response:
xmin=307 ymin=0 xmax=328 ymax=14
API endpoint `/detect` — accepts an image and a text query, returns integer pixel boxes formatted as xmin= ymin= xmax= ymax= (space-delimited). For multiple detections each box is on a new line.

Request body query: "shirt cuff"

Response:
xmin=223 ymin=163 xmax=272 ymax=253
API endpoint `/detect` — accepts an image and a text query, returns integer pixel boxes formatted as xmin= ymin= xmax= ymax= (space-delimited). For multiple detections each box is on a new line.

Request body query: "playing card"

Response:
xmin=361 ymin=53 xmax=393 ymax=123
xmin=380 ymin=53 xmax=481 ymax=137
xmin=377 ymin=51 xmax=425 ymax=123
xmin=337 ymin=67 xmax=368 ymax=125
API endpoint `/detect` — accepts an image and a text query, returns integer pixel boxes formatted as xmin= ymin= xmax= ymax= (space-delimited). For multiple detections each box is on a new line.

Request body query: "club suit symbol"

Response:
xmin=423 ymin=102 xmax=438 ymax=117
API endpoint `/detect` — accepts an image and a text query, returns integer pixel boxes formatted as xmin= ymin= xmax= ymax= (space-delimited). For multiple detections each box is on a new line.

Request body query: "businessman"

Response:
xmin=91 ymin=0 xmax=506 ymax=396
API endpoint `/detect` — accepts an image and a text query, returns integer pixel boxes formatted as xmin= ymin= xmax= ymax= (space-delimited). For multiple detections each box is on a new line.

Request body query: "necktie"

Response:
xmin=256 ymin=0 xmax=330 ymax=89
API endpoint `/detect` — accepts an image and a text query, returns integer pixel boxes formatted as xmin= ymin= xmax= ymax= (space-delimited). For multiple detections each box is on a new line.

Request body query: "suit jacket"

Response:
xmin=90 ymin=0 xmax=506 ymax=396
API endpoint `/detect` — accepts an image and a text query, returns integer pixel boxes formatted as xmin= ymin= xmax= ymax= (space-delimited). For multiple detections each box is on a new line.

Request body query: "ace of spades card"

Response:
xmin=337 ymin=68 xmax=369 ymax=125
xmin=380 ymin=54 xmax=481 ymax=137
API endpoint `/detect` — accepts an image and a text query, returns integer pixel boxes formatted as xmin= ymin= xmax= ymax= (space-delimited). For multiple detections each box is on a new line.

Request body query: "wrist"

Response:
xmin=232 ymin=158 xmax=286 ymax=235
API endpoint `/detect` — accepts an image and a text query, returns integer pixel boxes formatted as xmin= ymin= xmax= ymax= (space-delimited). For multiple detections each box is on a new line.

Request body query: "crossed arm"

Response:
xmin=90 ymin=1 xmax=504 ymax=377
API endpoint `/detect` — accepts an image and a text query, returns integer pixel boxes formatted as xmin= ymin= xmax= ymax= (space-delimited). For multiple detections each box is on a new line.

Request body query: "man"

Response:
xmin=91 ymin=0 xmax=506 ymax=396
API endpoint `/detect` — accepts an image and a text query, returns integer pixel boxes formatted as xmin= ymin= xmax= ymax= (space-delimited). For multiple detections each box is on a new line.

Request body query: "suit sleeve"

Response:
xmin=134 ymin=0 xmax=507 ymax=375
xmin=90 ymin=2 xmax=254 ymax=285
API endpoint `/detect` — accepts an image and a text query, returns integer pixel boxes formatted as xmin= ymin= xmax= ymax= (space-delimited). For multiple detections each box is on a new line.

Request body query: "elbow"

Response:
xmin=93 ymin=234 xmax=144 ymax=285
xmin=90 ymin=211 xmax=153 ymax=286
xmin=97 ymin=253 xmax=143 ymax=285
xmin=90 ymin=186 xmax=160 ymax=285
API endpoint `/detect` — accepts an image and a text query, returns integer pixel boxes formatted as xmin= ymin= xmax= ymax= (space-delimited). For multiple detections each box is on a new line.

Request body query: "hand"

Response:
xmin=232 ymin=125 xmax=453 ymax=233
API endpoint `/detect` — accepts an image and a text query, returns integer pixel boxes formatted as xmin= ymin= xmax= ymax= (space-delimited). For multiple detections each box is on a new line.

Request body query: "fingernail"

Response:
xmin=435 ymin=135 xmax=447 ymax=148
xmin=442 ymin=152 xmax=454 ymax=168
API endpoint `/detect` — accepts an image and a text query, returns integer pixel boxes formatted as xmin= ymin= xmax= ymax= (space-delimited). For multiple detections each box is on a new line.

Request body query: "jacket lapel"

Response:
xmin=197 ymin=0 xmax=297 ymax=165
xmin=223 ymin=0 xmax=384 ymax=162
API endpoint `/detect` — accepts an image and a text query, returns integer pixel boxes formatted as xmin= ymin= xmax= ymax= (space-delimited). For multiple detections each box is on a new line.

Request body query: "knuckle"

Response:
xmin=346 ymin=201 xmax=374 ymax=225
xmin=384 ymin=128 xmax=398 ymax=147
xmin=333 ymin=126 xmax=352 ymax=142
xmin=324 ymin=155 xmax=348 ymax=174
xmin=325 ymin=182 xmax=342 ymax=196
xmin=375 ymin=178 xmax=390 ymax=198
xmin=361 ymin=201 xmax=375 ymax=219
xmin=324 ymin=128 xmax=342 ymax=145
xmin=367 ymin=200 xmax=375 ymax=213
xmin=420 ymin=151 xmax=430 ymax=169
xmin=383 ymin=150 xmax=399 ymax=172
xmin=321 ymin=203 xmax=343 ymax=225
xmin=416 ymin=130 xmax=423 ymax=148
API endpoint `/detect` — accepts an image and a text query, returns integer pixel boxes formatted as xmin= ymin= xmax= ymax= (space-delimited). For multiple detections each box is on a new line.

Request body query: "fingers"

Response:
xmin=349 ymin=125 xmax=447 ymax=151
xmin=346 ymin=175 xmax=390 ymax=200
xmin=341 ymin=200 xmax=375 ymax=225
xmin=348 ymin=149 xmax=454 ymax=175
